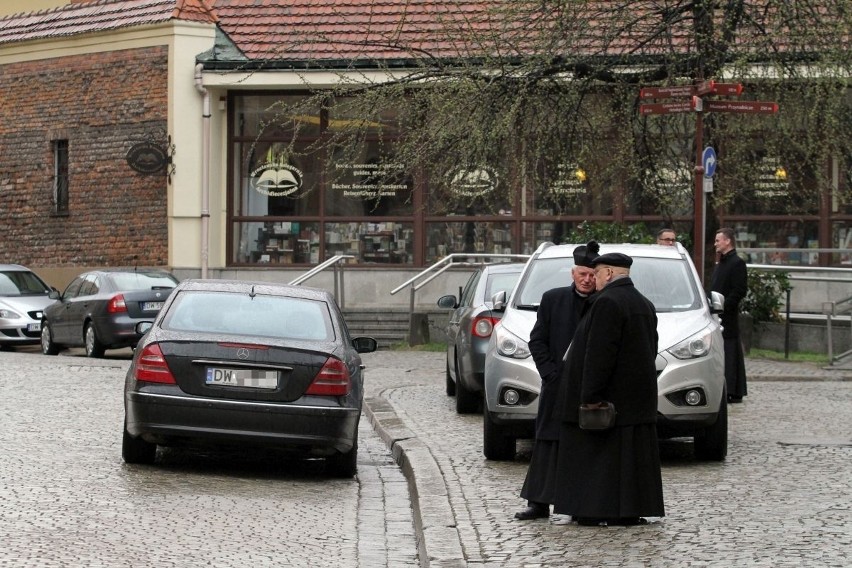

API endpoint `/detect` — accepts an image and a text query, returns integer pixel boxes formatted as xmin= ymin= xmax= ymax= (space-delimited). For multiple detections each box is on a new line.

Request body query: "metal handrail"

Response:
xmin=824 ymin=294 xmax=852 ymax=365
xmin=390 ymin=252 xmax=531 ymax=319
xmin=288 ymin=255 xmax=354 ymax=308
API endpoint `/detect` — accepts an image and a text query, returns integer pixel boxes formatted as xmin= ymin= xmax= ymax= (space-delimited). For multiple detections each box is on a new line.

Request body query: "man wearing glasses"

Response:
xmin=656 ymin=228 xmax=677 ymax=246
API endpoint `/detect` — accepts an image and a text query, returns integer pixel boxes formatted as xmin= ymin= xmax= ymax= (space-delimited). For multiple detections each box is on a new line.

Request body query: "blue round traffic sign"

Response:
xmin=702 ymin=147 xmax=717 ymax=178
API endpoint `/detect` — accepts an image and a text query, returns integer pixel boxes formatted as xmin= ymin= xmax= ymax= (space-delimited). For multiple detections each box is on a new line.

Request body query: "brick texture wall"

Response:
xmin=0 ymin=46 xmax=169 ymax=270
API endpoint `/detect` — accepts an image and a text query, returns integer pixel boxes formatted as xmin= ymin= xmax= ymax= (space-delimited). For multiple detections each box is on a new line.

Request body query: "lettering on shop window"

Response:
xmin=753 ymin=156 xmax=789 ymax=198
xmin=550 ymin=163 xmax=587 ymax=195
xmin=448 ymin=166 xmax=498 ymax=197
xmin=251 ymin=160 xmax=303 ymax=197
xmin=332 ymin=162 xmax=406 ymax=198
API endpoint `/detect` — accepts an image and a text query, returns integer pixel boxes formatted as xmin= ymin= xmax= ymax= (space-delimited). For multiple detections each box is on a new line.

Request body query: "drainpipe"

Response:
xmin=194 ymin=63 xmax=210 ymax=279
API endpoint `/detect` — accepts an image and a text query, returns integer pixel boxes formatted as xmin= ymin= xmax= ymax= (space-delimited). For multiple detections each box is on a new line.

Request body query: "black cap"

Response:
xmin=590 ymin=252 xmax=633 ymax=268
xmin=573 ymin=240 xmax=600 ymax=268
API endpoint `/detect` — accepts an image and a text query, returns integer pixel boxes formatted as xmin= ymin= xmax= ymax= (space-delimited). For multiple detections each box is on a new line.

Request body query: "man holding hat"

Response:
xmin=514 ymin=241 xmax=599 ymax=520
xmin=553 ymin=251 xmax=665 ymax=526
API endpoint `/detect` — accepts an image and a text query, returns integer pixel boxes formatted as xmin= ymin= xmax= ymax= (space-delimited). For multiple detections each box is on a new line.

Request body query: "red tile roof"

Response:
xmin=0 ymin=0 xmax=217 ymax=45
xmin=211 ymin=0 xmax=520 ymax=62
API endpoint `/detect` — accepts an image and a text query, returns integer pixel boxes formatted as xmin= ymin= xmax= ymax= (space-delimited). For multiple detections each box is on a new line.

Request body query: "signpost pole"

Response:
xmin=694 ymin=107 xmax=706 ymax=282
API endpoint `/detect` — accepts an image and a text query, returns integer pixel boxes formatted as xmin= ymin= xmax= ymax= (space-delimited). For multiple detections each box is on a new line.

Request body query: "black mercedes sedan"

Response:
xmin=122 ymin=279 xmax=377 ymax=477
xmin=41 ymin=268 xmax=179 ymax=358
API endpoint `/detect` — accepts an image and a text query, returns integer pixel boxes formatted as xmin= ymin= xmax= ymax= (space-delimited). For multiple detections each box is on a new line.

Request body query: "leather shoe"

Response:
xmin=514 ymin=505 xmax=549 ymax=520
xmin=575 ymin=517 xmax=607 ymax=527
xmin=607 ymin=517 xmax=648 ymax=526
xmin=728 ymin=395 xmax=743 ymax=403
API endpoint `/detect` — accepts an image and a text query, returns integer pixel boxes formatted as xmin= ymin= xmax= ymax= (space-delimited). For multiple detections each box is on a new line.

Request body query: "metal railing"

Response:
xmin=823 ymin=295 xmax=852 ymax=365
xmin=289 ymin=255 xmax=354 ymax=308
xmin=747 ymin=264 xmax=852 ymax=365
xmin=390 ymin=252 xmax=531 ymax=321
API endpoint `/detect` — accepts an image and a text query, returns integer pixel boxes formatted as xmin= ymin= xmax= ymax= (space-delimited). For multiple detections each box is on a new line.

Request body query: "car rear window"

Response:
xmin=0 ymin=270 xmax=51 ymax=296
xmin=109 ymin=272 xmax=178 ymax=291
xmin=162 ymin=290 xmax=334 ymax=341
xmin=516 ymin=256 xmax=701 ymax=312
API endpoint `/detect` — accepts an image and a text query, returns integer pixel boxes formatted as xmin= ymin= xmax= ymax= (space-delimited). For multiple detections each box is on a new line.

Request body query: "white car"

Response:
xmin=0 ymin=264 xmax=56 ymax=349
xmin=483 ymin=242 xmax=728 ymax=461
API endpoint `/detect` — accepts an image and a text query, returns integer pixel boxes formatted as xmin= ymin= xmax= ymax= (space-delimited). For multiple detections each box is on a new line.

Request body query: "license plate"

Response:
xmin=142 ymin=301 xmax=164 ymax=311
xmin=27 ymin=322 xmax=41 ymax=332
xmin=205 ymin=367 xmax=279 ymax=389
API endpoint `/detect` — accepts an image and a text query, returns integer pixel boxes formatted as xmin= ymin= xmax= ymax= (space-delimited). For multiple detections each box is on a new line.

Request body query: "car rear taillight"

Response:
xmin=306 ymin=357 xmax=351 ymax=396
xmin=107 ymin=294 xmax=128 ymax=314
xmin=134 ymin=343 xmax=177 ymax=384
xmin=472 ymin=316 xmax=498 ymax=338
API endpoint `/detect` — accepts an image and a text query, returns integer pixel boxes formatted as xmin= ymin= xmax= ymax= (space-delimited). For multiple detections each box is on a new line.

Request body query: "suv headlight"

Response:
xmin=495 ymin=325 xmax=531 ymax=359
xmin=667 ymin=326 xmax=713 ymax=359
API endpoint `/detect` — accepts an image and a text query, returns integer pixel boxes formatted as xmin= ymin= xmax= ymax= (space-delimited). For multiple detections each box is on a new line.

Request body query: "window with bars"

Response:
xmin=53 ymin=139 xmax=69 ymax=215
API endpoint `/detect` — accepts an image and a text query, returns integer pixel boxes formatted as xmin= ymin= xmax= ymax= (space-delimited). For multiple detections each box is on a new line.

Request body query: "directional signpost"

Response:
xmin=637 ymin=80 xmax=779 ymax=282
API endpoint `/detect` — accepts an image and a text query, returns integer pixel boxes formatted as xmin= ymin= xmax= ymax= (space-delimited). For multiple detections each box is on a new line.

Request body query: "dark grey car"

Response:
xmin=122 ymin=279 xmax=378 ymax=477
xmin=41 ymin=268 xmax=179 ymax=357
xmin=437 ymin=263 xmax=524 ymax=413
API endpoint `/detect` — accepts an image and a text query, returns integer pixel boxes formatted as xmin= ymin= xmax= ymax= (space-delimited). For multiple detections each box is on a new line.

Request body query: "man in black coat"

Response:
xmin=514 ymin=241 xmax=599 ymax=520
xmin=553 ymin=252 xmax=665 ymax=526
xmin=711 ymin=227 xmax=749 ymax=402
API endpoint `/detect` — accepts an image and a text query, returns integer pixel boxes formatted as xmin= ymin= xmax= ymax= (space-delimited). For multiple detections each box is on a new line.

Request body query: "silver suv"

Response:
xmin=483 ymin=243 xmax=728 ymax=461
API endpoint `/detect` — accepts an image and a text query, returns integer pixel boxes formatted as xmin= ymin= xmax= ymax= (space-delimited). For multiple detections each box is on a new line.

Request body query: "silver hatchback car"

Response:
xmin=483 ymin=242 xmax=727 ymax=461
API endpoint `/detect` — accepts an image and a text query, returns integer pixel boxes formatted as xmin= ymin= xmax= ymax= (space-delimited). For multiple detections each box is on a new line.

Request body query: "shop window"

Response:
xmin=426 ymin=222 xmax=514 ymax=263
xmin=528 ymin=161 xmax=614 ymax=217
xmin=234 ymin=141 xmax=320 ymax=217
xmin=52 ymin=139 xmax=69 ymax=215
xmin=233 ymin=221 xmax=320 ymax=265
xmin=426 ymin=164 xmax=512 ymax=216
xmin=326 ymin=139 xmax=412 ymax=216
xmin=732 ymin=221 xmax=819 ymax=266
xmin=234 ymin=95 xmax=321 ymax=140
xmin=833 ymin=222 xmax=852 ymax=266
xmin=325 ymin=222 xmax=413 ymax=264
xmin=720 ymin=153 xmax=817 ymax=216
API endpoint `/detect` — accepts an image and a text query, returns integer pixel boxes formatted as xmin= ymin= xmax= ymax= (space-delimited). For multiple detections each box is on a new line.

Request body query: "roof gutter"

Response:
xmin=194 ymin=63 xmax=210 ymax=279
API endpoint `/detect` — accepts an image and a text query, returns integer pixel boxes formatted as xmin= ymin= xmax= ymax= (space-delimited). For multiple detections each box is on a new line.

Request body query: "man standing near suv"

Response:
xmin=711 ymin=227 xmax=749 ymax=403
xmin=514 ymin=241 xmax=599 ymax=521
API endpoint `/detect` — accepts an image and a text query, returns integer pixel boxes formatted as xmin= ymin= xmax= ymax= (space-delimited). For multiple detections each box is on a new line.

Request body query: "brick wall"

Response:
xmin=0 ymin=46 xmax=169 ymax=270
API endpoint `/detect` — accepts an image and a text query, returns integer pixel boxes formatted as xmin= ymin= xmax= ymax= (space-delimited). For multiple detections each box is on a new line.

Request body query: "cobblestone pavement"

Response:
xmin=0 ymin=348 xmax=417 ymax=568
xmin=361 ymin=351 xmax=852 ymax=568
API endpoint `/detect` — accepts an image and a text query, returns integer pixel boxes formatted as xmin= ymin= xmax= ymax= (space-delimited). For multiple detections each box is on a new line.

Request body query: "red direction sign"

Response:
xmin=711 ymin=82 xmax=744 ymax=96
xmin=639 ymin=86 xmax=694 ymax=99
xmin=640 ymin=101 xmax=694 ymax=115
xmin=705 ymin=100 xmax=778 ymax=114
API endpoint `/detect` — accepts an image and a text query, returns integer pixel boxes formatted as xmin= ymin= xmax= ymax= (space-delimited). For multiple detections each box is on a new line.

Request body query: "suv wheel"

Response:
xmin=455 ymin=356 xmax=480 ymax=414
xmin=694 ymin=391 xmax=728 ymax=461
xmin=483 ymin=409 xmax=516 ymax=460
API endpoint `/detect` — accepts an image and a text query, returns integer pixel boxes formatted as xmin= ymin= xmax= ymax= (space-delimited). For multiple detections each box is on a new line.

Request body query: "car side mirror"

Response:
xmin=48 ymin=290 xmax=60 ymax=300
xmin=709 ymin=291 xmax=724 ymax=314
xmin=437 ymin=294 xmax=458 ymax=309
xmin=491 ymin=289 xmax=507 ymax=312
xmin=353 ymin=336 xmax=378 ymax=354
xmin=136 ymin=321 xmax=154 ymax=336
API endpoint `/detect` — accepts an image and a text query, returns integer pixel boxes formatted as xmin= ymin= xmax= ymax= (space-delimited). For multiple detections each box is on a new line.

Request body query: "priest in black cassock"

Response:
xmin=553 ymin=251 xmax=665 ymax=526
xmin=514 ymin=241 xmax=599 ymax=520
xmin=711 ymin=227 xmax=749 ymax=403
